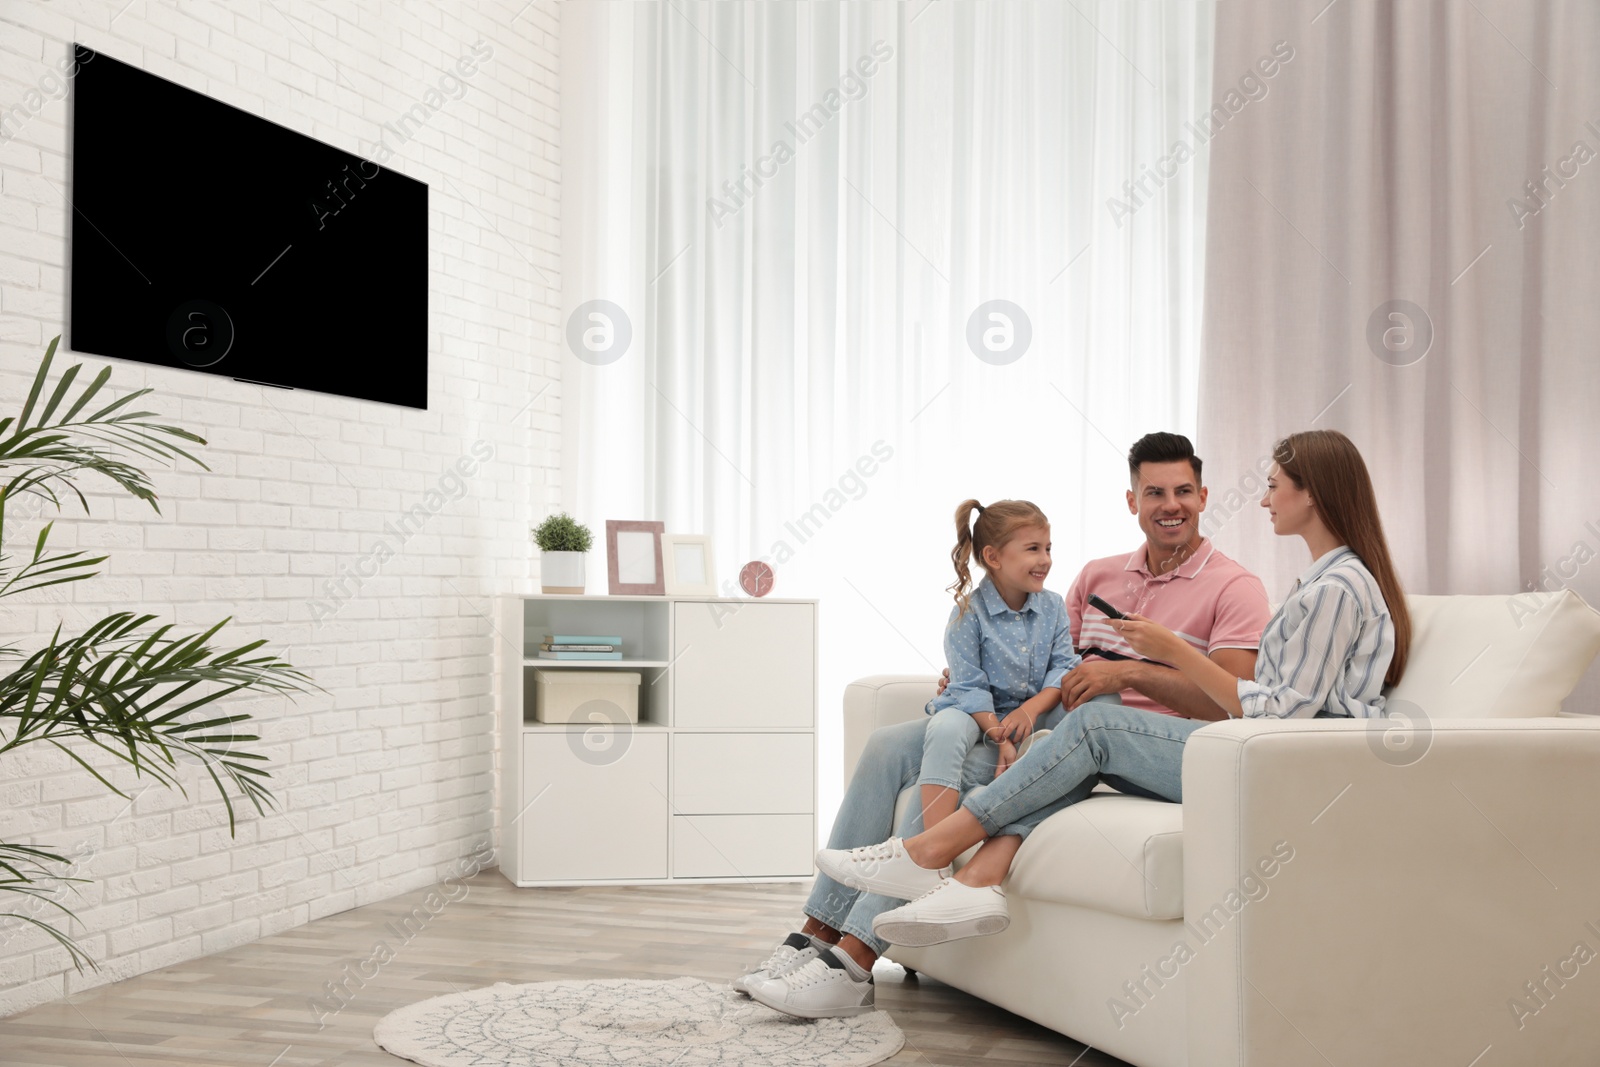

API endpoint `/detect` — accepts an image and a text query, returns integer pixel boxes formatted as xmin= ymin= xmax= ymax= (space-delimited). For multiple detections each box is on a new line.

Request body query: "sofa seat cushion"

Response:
xmin=1005 ymin=793 xmax=1184 ymax=921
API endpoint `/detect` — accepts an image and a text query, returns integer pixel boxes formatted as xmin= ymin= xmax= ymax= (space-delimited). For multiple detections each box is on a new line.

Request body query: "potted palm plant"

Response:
xmin=0 ymin=336 xmax=312 ymax=971
xmin=532 ymin=513 xmax=592 ymax=594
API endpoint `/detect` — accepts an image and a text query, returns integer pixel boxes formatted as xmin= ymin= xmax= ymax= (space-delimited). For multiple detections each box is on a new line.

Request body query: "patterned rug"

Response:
xmin=373 ymin=977 xmax=905 ymax=1066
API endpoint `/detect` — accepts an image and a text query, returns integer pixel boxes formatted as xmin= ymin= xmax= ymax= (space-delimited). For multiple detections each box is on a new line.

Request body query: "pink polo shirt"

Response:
xmin=1063 ymin=539 xmax=1270 ymax=717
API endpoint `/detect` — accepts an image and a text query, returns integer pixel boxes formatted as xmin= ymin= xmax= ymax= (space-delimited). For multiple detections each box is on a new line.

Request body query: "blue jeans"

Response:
xmin=804 ymin=697 xmax=1124 ymax=955
xmin=963 ymin=701 xmax=1209 ymax=840
xmin=918 ymin=706 xmax=983 ymax=790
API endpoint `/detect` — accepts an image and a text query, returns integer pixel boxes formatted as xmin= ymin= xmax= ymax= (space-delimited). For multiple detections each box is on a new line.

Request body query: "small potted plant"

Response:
xmin=533 ymin=512 xmax=593 ymax=594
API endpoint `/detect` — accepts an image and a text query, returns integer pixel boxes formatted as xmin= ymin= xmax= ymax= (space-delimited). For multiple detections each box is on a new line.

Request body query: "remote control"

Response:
xmin=1087 ymin=593 xmax=1126 ymax=620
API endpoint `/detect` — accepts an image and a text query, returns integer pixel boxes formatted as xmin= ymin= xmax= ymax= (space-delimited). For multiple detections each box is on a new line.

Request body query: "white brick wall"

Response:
xmin=0 ymin=0 xmax=559 ymax=1016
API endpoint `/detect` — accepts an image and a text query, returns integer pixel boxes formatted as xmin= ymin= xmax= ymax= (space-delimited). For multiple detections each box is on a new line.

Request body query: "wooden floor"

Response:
xmin=0 ymin=872 xmax=1133 ymax=1066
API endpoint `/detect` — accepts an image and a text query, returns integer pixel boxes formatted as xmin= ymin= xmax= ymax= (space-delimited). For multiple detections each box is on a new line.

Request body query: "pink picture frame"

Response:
xmin=606 ymin=520 xmax=665 ymax=595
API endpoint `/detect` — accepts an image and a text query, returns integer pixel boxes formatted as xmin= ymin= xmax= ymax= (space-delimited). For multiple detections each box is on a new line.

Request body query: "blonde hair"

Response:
xmin=949 ymin=499 xmax=1050 ymax=617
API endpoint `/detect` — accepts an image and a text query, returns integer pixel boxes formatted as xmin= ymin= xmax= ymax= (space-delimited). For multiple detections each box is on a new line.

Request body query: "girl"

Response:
xmin=823 ymin=430 xmax=1411 ymax=945
xmin=917 ymin=499 xmax=1082 ymax=829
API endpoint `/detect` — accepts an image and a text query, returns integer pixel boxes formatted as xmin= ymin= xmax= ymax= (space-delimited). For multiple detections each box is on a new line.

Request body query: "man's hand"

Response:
xmin=994 ymin=739 xmax=1020 ymax=776
xmin=935 ymin=667 xmax=951 ymax=697
xmin=1063 ymin=660 xmax=1128 ymax=709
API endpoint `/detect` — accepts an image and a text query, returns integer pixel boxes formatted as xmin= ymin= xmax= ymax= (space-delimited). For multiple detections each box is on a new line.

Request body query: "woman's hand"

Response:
xmin=994 ymin=739 xmax=1020 ymax=776
xmin=1112 ymin=613 xmax=1189 ymax=665
xmin=998 ymin=709 xmax=1036 ymax=744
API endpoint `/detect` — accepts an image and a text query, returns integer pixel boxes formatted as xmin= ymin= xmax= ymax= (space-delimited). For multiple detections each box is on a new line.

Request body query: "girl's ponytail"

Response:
xmin=948 ymin=499 xmax=1047 ymax=618
xmin=948 ymin=499 xmax=983 ymax=617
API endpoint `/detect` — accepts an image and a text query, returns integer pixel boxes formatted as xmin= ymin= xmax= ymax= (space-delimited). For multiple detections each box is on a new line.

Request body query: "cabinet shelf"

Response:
xmin=498 ymin=593 xmax=818 ymax=886
xmin=520 ymin=720 xmax=670 ymax=732
xmin=522 ymin=659 xmax=670 ymax=669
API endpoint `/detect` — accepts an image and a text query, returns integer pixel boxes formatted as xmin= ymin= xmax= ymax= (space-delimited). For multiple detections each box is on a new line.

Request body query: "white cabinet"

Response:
xmin=498 ymin=594 xmax=818 ymax=886
xmin=672 ymin=733 xmax=813 ymax=815
xmin=672 ymin=602 xmax=814 ymax=728
xmin=519 ymin=732 xmax=669 ymax=881
xmin=673 ymin=815 xmax=814 ymax=878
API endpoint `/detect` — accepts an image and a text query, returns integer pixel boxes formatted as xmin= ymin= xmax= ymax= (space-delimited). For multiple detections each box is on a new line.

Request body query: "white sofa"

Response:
xmin=841 ymin=591 xmax=1600 ymax=1067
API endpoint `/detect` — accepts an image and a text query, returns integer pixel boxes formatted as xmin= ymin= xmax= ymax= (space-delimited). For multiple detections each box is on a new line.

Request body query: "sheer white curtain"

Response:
xmin=559 ymin=1 xmax=1215 ymax=824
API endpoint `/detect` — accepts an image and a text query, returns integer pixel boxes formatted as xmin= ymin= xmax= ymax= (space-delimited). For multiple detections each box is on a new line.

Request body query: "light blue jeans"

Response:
xmin=918 ymin=706 xmax=984 ymax=790
xmin=804 ymin=697 xmax=1126 ymax=955
xmin=962 ymin=701 xmax=1209 ymax=840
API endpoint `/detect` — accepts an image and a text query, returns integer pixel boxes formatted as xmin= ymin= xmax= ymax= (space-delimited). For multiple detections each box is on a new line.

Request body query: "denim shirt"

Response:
xmin=926 ymin=577 xmax=1081 ymax=718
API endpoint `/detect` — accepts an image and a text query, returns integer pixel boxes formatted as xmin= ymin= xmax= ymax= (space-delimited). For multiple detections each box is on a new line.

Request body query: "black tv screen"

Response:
xmin=70 ymin=45 xmax=428 ymax=408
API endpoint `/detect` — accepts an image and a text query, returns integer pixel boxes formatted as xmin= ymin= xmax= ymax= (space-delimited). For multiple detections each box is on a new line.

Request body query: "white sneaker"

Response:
xmin=731 ymin=932 xmax=820 ymax=995
xmin=872 ymin=879 xmax=1010 ymax=946
xmin=748 ymin=948 xmax=875 ymax=1019
xmin=815 ymin=837 xmax=951 ymax=900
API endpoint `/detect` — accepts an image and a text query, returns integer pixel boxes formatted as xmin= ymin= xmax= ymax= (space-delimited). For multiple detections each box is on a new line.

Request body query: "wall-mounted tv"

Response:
xmin=70 ymin=44 xmax=429 ymax=409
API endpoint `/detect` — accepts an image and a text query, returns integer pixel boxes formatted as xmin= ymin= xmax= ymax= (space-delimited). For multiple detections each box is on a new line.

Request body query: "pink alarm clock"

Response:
xmin=739 ymin=560 xmax=775 ymax=597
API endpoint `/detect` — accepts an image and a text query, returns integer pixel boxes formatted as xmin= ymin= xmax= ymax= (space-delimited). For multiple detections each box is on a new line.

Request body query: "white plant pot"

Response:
xmin=541 ymin=550 xmax=587 ymax=594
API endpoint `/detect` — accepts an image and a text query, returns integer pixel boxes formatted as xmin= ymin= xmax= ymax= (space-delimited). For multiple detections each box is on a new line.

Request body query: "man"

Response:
xmin=742 ymin=432 xmax=1272 ymax=1019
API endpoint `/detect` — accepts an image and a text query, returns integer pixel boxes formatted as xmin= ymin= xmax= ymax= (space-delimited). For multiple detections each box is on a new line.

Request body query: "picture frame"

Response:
xmin=662 ymin=535 xmax=717 ymax=596
xmin=606 ymin=520 xmax=665 ymax=595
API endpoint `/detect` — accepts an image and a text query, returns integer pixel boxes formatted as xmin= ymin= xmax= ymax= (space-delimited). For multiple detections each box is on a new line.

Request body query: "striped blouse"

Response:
xmin=1237 ymin=546 xmax=1395 ymax=719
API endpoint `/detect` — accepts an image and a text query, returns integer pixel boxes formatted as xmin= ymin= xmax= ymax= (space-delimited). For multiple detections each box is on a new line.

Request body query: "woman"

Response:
xmin=817 ymin=429 xmax=1411 ymax=947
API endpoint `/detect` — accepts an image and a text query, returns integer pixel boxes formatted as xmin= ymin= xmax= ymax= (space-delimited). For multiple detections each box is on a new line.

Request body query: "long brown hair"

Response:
xmin=1273 ymin=430 xmax=1411 ymax=686
xmin=949 ymin=499 xmax=1050 ymax=618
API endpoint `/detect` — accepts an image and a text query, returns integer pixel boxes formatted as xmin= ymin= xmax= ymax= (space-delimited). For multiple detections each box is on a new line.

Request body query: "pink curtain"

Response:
xmin=1198 ymin=0 xmax=1600 ymax=711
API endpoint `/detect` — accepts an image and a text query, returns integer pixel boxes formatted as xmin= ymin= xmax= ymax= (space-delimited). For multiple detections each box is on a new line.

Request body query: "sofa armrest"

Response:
xmin=842 ymin=674 xmax=938 ymax=781
xmin=1180 ymin=716 xmax=1600 ymax=1066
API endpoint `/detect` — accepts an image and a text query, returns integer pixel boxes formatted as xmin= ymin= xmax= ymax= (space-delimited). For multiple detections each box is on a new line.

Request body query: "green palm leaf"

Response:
xmin=0 ymin=612 xmax=314 ymax=828
xmin=0 ymin=843 xmax=96 ymax=972
xmin=0 ymin=336 xmax=315 ymax=973
xmin=0 ymin=335 xmax=207 ymax=514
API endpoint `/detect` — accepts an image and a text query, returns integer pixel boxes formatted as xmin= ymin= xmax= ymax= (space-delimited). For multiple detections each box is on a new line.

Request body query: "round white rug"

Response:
xmin=373 ymin=977 xmax=905 ymax=1067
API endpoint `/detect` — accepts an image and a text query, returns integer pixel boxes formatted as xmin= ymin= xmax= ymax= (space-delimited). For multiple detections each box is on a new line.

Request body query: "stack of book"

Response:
xmin=538 ymin=634 xmax=624 ymax=661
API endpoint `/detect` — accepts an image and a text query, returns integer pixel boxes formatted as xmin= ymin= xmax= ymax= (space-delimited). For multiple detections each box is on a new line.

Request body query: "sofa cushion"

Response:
xmin=1006 ymin=794 xmax=1184 ymax=921
xmin=1388 ymin=590 xmax=1600 ymax=718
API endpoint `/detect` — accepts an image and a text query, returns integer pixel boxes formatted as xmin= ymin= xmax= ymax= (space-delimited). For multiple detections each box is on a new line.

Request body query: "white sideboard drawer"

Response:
xmin=672 ymin=733 xmax=812 ymax=814
xmin=673 ymin=814 xmax=815 ymax=878
xmin=673 ymin=602 xmax=814 ymax=728
xmin=520 ymin=731 xmax=668 ymax=881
